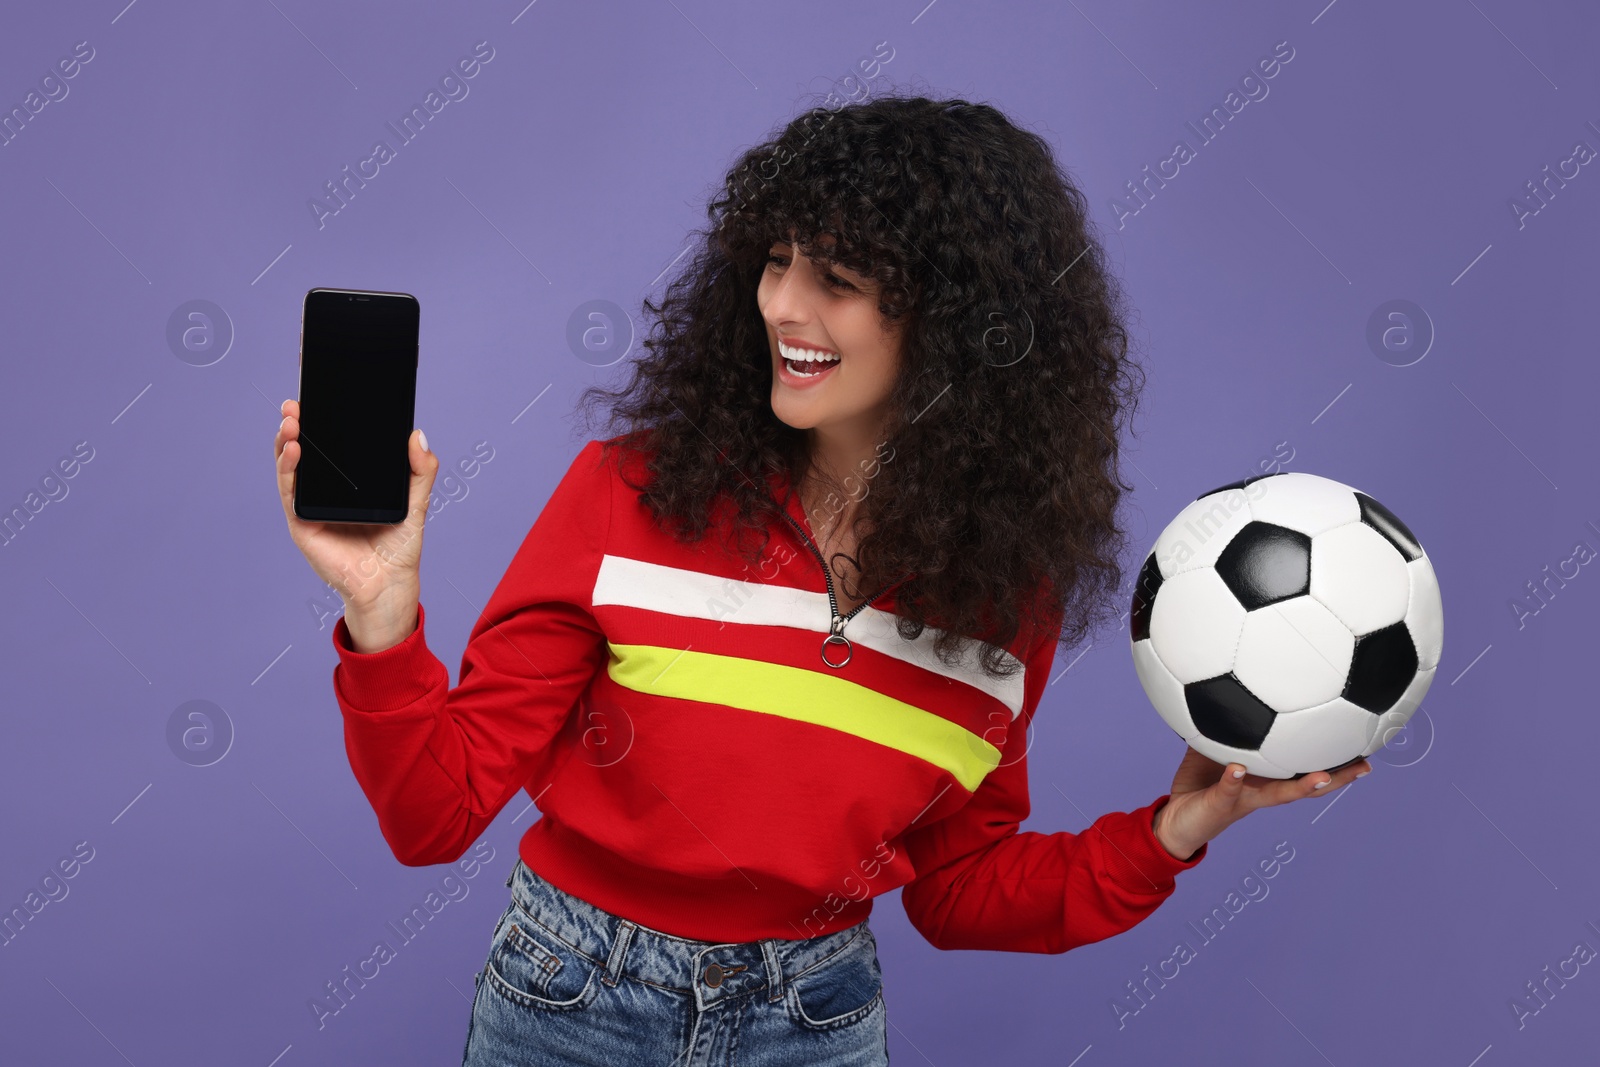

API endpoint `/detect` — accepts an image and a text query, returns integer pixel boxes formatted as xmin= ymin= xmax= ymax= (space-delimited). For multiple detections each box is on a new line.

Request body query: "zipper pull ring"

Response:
xmin=821 ymin=615 xmax=852 ymax=668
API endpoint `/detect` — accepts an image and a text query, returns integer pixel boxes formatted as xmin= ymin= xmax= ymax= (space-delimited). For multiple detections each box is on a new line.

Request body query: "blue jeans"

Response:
xmin=462 ymin=857 xmax=890 ymax=1065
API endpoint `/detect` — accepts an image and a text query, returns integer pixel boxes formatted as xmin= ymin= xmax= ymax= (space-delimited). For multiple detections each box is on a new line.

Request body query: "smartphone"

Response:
xmin=292 ymin=287 xmax=420 ymax=524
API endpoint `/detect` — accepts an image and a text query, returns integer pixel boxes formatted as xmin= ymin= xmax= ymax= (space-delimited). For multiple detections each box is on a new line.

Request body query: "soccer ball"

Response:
xmin=1129 ymin=471 xmax=1444 ymax=779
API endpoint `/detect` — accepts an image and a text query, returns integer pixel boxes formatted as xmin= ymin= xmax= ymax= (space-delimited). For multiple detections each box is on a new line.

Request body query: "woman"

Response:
xmin=273 ymin=94 xmax=1369 ymax=1066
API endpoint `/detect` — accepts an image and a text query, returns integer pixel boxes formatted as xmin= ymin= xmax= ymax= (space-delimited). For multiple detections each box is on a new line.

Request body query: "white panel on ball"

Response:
xmin=1361 ymin=665 xmax=1436 ymax=758
xmin=1152 ymin=490 xmax=1256 ymax=579
xmin=1131 ymin=639 xmax=1198 ymax=740
xmin=1258 ymin=697 xmax=1375 ymax=773
xmin=1186 ymin=733 xmax=1296 ymax=780
xmin=1309 ymin=522 xmax=1411 ymax=635
xmin=1231 ymin=596 xmax=1356 ymax=712
xmin=1405 ymin=557 xmax=1445 ymax=672
xmin=1244 ymin=473 xmax=1362 ymax=538
xmin=1147 ymin=569 xmax=1247 ymax=685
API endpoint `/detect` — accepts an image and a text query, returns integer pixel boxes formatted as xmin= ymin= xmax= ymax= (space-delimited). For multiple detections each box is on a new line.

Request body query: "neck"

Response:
xmin=803 ymin=421 xmax=881 ymax=488
xmin=798 ymin=421 xmax=883 ymax=540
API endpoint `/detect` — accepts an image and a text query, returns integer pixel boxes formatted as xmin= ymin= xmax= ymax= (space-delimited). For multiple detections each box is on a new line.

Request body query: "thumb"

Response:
xmin=406 ymin=428 xmax=439 ymax=525
xmin=1217 ymin=762 xmax=1248 ymax=799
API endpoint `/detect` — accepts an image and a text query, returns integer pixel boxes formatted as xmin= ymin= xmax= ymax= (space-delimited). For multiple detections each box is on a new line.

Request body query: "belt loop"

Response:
xmin=603 ymin=920 xmax=636 ymax=988
xmin=761 ymin=939 xmax=784 ymax=1003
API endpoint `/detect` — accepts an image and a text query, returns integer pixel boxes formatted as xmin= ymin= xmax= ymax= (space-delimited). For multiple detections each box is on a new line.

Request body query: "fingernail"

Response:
xmin=1356 ymin=770 xmax=1370 ymax=778
xmin=1314 ymin=779 xmax=1329 ymax=788
xmin=1232 ymin=768 xmax=1244 ymax=779
xmin=418 ymin=429 xmax=429 ymax=453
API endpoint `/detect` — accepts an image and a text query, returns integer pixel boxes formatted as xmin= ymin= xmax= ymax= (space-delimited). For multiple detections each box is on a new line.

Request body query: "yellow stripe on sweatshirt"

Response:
xmin=605 ymin=642 xmax=1002 ymax=792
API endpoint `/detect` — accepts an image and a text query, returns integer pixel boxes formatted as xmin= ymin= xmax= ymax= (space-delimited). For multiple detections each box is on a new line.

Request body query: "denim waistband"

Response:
xmin=503 ymin=857 xmax=873 ymax=1010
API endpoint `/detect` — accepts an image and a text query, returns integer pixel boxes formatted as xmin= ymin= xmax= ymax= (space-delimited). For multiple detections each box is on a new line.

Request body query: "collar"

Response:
xmin=762 ymin=461 xmax=916 ymax=611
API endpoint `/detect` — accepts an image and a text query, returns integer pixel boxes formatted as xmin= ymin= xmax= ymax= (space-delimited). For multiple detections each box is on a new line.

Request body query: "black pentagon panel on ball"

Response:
xmin=1192 ymin=471 xmax=1287 ymax=503
xmin=1289 ymin=755 xmax=1367 ymax=781
xmin=1130 ymin=552 xmax=1163 ymax=642
xmin=1342 ymin=621 xmax=1419 ymax=712
xmin=1185 ymin=674 xmax=1278 ymax=750
xmin=1355 ymin=492 xmax=1423 ymax=562
xmin=1213 ymin=522 xmax=1312 ymax=610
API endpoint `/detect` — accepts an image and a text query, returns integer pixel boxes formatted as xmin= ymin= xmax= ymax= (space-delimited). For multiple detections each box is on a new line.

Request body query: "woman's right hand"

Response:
xmin=274 ymin=398 xmax=439 ymax=651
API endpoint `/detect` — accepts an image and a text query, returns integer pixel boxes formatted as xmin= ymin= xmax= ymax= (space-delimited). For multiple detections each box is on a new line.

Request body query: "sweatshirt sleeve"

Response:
xmin=899 ymin=625 xmax=1208 ymax=954
xmin=328 ymin=438 xmax=613 ymax=867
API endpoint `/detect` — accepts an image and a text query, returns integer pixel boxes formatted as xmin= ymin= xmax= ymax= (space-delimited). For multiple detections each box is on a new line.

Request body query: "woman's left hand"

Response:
xmin=1151 ymin=746 xmax=1371 ymax=861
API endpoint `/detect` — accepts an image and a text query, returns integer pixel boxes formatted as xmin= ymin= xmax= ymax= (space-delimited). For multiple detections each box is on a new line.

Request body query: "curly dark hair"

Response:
xmin=576 ymin=92 xmax=1147 ymax=679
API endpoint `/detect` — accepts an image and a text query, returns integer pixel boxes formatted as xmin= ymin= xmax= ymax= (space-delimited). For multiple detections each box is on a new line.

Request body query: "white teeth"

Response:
xmin=779 ymin=341 xmax=841 ymax=365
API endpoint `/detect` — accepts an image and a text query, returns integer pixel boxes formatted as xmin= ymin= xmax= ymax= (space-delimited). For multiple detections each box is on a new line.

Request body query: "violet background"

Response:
xmin=2 ymin=1 xmax=1596 ymax=1064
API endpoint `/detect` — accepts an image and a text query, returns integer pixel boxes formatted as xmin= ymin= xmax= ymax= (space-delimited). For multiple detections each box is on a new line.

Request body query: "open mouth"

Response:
xmin=778 ymin=339 xmax=841 ymax=380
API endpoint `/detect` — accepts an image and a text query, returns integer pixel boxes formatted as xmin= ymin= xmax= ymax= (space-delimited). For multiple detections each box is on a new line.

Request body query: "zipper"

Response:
xmin=777 ymin=507 xmax=902 ymax=669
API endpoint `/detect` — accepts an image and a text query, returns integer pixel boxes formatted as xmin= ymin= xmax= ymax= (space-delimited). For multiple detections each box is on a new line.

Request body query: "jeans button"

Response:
xmin=704 ymin=964 xmax=724 ymax=988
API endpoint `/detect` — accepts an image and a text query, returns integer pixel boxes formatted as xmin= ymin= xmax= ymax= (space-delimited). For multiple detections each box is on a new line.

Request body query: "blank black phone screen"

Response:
xmin=294 ymin=289 xmax=419 ymax=524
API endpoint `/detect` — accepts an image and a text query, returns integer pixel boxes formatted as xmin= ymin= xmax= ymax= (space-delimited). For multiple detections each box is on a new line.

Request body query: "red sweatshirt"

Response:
xmin=329 ymin=437 xmax=1207 ymax=952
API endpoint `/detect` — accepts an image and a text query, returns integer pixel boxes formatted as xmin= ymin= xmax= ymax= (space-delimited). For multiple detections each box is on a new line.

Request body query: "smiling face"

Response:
xmin=758 ymin=230 xmax=903 ymax=438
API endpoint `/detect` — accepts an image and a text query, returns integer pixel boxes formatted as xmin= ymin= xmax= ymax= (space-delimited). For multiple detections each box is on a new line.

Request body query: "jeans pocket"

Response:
xmin=785 ymin=926 xmax=885 ymax=1032
xmin=483 ymin=907 xmax=601 ymax=1013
